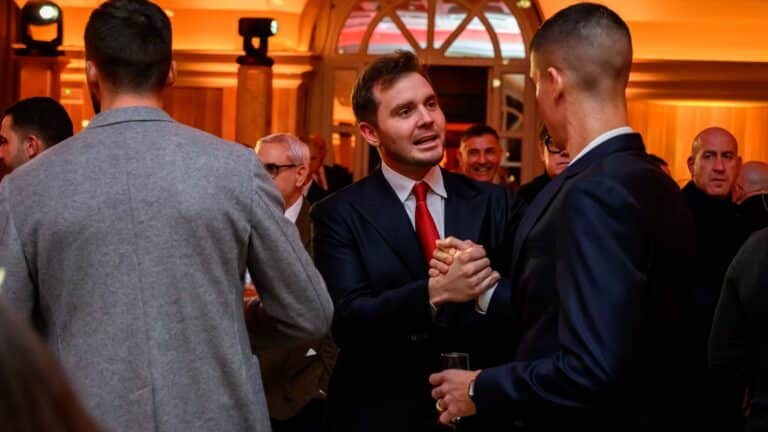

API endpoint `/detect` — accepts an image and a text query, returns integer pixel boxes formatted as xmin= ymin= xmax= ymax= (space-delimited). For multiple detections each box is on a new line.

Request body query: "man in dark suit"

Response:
xmin=311 ymin=51 xmax=524 ymax=432
xmin=709 ymin=227 xmax=768 ymax=431
xmin=304 ymin=134 xmax=353 ymax=203
xmin=682 ymin=127 xmax=750 ymax=429
xmin=254 ymin=133 xmax=336 ymax=432
xmin=430 ymin=4 xmax=698 ymax=431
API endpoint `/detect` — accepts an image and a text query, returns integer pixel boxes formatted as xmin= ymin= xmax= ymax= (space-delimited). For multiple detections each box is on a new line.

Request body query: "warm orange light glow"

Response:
xmin=629 ymin=100 xmax=768 ymax=185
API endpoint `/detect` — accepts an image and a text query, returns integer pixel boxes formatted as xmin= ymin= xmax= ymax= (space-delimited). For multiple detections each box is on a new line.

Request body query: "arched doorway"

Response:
xmin=305 ymin=0 xmax=542 ymax=183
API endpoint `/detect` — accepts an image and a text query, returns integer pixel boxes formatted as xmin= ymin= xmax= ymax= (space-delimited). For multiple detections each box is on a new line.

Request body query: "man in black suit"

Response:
xmin=304 ymin=134 xmax=353 ymax=203
xmin=430 ymin=4 xmax=698 ymax=431
xmin=682 ymin=127 xmax=750 ymax=430
xmin=709 ymin=227 xmax=768 ymax=431
xmin=311 ymin=51 xmax=524 ymax=431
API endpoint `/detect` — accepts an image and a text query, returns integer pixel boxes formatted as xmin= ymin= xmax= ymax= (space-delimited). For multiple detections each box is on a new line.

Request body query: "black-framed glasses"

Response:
xmin=542 ymin=134 xmax=563 ymax=155
xmin=263 ymin=163 xmax=297 ymax=178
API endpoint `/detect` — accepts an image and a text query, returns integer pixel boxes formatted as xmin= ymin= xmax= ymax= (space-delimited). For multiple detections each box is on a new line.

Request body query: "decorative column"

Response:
xmin=236 ymin=65 xmax=272 ymax=147
xmin=235 ymin=17 xmax=277 ymax=148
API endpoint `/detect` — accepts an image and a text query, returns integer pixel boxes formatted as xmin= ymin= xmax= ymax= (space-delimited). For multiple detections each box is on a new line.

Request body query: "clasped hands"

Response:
xmin=427 ymin=236 xmax=499 ymax=307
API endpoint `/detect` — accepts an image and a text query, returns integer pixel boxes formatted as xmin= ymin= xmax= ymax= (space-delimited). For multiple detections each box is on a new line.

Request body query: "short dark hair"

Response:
xmin=460 ymin=124 xmax=499 ymax=144
xmin=352 ymin=50 xmax=429 ymax=126
xmin=84 ymin=0 xmax=172 ymax=93
xmin=530 ymin=3 xmax=632 ymax=93
xmin=3 ymin=97 xmax=73 ymax=148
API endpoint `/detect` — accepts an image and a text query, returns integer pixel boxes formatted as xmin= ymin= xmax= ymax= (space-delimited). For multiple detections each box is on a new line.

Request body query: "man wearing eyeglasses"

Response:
xmin=516 ymin=124 xmax=571 ymax=204
xmin=254 ymin=133 xmax=337 ymax=432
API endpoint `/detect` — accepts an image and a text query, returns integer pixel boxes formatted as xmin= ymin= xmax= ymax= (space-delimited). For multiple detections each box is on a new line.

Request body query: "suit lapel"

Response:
xmin=509 ymin=133 xmax=646 ymax=273
xmin=296 ymin=199 xmax=312 ymax=252
xmin=509 ymin=172 xmax=567 ymax=273
xmin=443 ymin=171 xmax=483 ymax=242
xmin=350 ymin=169 xmax=426 ymax=278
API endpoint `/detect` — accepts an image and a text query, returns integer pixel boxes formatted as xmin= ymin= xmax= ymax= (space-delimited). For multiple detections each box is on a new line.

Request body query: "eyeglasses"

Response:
xmin=263 ymin=163 xmax=297 ymax=178
xmin=542 ymin=134 xmax=564 ymax=155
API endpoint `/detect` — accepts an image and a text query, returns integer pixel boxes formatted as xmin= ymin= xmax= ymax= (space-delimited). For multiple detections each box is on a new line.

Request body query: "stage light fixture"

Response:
xmin=19 ymin=0 xmax=63 ymax=56
xmin=237 ymin=18 xmax=278 ymax=66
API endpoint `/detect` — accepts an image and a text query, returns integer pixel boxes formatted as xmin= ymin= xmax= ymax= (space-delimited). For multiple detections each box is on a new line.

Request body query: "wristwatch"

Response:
xmin=468 ymin=379 xmax=476 ymax=401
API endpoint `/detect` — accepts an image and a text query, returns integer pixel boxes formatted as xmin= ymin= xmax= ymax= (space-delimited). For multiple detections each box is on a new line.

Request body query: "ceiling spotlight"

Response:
xmin=19 ymin=0 xmax=63 ymax=56
xmin=516 ymin=0 xmax=532 ymax=8
xmin=237 ymin=18 xmax=278 ymax=66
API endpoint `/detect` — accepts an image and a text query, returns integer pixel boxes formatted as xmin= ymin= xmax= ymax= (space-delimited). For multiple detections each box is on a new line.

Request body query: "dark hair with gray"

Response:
xmin=84 ymin=0 xmax=172 ymax=93
xmin=352 ymin=50 xmax=430 ymax=126
xmin=459 ymin=124 xmax=499 ymax=152
xmin=3 ymin=97 xmax=73 ymax=148
xmin=530 ymin=3 xmax=632 ymax=93
xmin=256 ymin=133 xmax=310 ymax=166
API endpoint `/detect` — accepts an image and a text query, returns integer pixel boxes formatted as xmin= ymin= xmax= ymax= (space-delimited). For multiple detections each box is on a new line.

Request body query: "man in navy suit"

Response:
xmin=311 ymin=51 xmax=524 ymax=431
xmin=430 ymin=4 xmax=698 ymax=431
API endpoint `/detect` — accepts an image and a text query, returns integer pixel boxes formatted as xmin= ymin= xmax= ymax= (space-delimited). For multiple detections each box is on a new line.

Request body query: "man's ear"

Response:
xmin=687 ymin=155 xmax=695 ymax=178
xmin=24 ymin=134 xmax=43 ymax=159
xmin=547 ymin=66 xmax=564 ymax=102
xmin=85 ymin=60 xmax=99 ymax=86
xmin=295 ymin=164 xmax=309 ymax=189
xmin=359 ymin=122 xmax=380 ymax=148
xmin=165 ymin=61 xmax=177 ymax=88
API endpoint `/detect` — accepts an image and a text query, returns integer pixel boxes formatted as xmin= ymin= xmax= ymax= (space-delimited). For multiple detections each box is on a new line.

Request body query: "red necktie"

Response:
xmin=412 ymin=182 xmax=440 ymax=265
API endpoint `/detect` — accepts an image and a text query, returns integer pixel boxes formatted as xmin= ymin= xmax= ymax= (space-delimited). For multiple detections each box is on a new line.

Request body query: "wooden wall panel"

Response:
xmin=163 ymin=87 xmax=224 ymax=137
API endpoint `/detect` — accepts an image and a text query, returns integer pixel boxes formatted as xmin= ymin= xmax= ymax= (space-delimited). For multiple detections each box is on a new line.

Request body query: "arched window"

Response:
xmin=309 ymin=0 xmax=541 ymax=183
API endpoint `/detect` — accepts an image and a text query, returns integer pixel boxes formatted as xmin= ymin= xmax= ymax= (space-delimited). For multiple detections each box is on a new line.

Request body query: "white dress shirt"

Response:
xmin=381 ymin=161 xmax=446 ymax=237
xmin=380 ymin=161 xmax=493 ymax=313
xmin=569 ymin=126 xmax=634 ymax=166
xmin=284 ymin=196 xmax=303 ymax=223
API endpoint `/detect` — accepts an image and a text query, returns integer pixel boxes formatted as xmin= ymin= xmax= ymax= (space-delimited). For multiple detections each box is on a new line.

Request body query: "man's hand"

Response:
xmin=430 ymin=369 xmax=481 ymax=425
xmin=429 ymin=237 xmax=476 ymax=276
xmin=427 ymin=239 xmax=499 ymax=306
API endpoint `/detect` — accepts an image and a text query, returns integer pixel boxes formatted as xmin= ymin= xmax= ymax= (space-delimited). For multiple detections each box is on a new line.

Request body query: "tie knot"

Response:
xmin=412 ymin=182 xmax=430 ymax=203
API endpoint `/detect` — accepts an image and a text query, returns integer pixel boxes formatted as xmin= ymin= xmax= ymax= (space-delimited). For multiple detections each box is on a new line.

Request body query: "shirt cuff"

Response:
xmin=475 ymin=283 xmax=497 ymax=314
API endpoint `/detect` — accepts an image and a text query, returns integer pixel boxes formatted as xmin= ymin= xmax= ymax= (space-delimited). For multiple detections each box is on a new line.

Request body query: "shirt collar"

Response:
xmin=381 ymin=161 xmax=447 ymax=203
xmin=569 ymin=126 xmax=634 ymax=166
xmin=284 ymin=196 xmax=303 ymax=223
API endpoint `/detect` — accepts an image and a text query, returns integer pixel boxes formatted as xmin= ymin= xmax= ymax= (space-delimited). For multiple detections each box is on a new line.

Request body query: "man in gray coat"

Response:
xmin=0 ymin=1 xmax=333 ymax=431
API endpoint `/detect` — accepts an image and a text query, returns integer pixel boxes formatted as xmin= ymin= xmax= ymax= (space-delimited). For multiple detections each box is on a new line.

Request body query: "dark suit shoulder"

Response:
xmin=517 ymin=173 xmax=551 ymax=204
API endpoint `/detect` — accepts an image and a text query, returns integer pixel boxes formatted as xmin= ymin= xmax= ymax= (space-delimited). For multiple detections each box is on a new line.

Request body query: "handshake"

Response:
xmin=427 ymin=237 xmax=500 ymax=307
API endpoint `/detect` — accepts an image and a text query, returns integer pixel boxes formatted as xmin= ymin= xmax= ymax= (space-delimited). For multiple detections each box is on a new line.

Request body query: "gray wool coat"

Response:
xmin=0 ymin=106 xmax=333 ymax=432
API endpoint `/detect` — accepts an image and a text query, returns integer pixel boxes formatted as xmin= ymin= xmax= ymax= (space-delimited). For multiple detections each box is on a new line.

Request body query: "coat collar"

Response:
xmin=86 ymin=106 xmax=174 ymax=130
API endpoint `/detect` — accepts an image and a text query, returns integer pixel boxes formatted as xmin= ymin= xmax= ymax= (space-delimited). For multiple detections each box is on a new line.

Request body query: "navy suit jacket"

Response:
xmin=474 ymin=133 xmax=698 ymax=431
xmin=311 ymin=168 xmax=524 ymax=432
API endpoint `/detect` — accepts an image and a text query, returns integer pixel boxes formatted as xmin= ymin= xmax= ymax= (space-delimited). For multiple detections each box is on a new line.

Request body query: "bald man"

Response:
xmin=733 ymin=160 xmax=768 ymax=232
xmin=682 ymin=126 xmax=750 ymax=431
xmin=429 ymin=4 xmax=697 ymax=431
